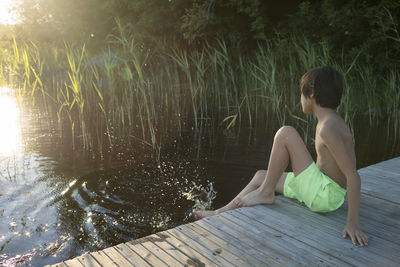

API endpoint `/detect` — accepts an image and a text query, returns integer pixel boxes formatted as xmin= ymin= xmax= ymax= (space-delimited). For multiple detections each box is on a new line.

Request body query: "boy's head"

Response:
xmin=300 ymin=66 xmax=343 ymax=110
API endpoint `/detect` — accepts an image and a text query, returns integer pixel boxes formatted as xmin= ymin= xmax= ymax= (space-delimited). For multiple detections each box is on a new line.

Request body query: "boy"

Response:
xmin=193 ymin=66 xmax=368 ymax=247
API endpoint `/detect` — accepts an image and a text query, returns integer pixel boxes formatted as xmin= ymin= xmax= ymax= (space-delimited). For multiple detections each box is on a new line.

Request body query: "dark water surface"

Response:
xmin=0 ymin=87 xmax=399 ymax=266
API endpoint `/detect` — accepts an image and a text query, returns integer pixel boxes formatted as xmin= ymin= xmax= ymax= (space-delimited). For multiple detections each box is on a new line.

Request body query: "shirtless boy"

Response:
xmin=193 ymin=66 xmax=368 ymax=246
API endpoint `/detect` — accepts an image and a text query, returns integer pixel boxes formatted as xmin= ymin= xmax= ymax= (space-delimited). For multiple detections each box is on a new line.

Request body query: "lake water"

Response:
xmin=0 ymin=87 xmax=399 ymax=266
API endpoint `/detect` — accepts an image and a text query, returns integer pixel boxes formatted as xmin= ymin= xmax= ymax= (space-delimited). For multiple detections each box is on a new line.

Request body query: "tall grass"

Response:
xmin=1 ymin=33 xmax=399 ymax=160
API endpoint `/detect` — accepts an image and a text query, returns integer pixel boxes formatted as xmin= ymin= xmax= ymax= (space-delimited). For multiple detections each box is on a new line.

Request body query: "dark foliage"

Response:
xmin=6 ymin=0 xmax=400 ymax=72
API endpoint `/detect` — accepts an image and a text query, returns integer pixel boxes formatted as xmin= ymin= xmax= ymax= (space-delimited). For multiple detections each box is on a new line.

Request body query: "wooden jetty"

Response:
xmin=49 ymin=157 xmax=400 ymax=266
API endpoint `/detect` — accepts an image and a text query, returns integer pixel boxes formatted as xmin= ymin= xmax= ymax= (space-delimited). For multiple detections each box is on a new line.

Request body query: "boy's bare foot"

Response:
xmin=192 ymin=198 xmax=243 ymax=220
xmin=237 ymin=189 xmax=275 ymax=207
xmin=233 ymin=198 xmax=242 ymax=207
xmin=192 ymin=209 xmax=217 ymax=219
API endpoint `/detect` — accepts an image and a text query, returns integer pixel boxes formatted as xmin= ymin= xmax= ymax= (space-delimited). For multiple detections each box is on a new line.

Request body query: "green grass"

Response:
xmin=1 ymin=34 xmax=399 ymax=160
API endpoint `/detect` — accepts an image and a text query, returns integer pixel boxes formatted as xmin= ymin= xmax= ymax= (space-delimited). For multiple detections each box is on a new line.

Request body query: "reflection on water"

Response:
xmin=0 ymin=87 xmax=21 ymax=157
xmin=0 ymin=155 xmax=214 ymax=265
xmin=0 ymin=87 xmax=399 ymax=266
xmin=0 ymin=87 xmax=216 ymax=266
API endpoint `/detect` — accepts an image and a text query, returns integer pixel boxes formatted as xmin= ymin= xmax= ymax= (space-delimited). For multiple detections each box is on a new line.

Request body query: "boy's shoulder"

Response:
xmin=319 ymin=113 xmax=352 ymax=141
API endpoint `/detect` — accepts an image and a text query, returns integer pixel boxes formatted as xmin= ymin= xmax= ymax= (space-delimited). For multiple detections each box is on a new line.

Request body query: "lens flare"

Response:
xmin=0 ymin=0 xmax=17 ymax=24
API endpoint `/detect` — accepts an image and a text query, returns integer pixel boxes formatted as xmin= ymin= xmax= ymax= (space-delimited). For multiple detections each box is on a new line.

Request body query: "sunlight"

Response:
xmin=0 ymin=87 xmax=21 ymax=156
xmin=0 ymin=0 xmax=17 ymax=24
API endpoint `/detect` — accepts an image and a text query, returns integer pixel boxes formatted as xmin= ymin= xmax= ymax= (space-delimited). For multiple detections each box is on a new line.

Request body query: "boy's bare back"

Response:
xmin=316 ymin=111 xmax=356 ymax=189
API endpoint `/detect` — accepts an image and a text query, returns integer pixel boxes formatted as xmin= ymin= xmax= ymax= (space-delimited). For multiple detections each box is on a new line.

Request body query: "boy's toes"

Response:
xmin=192 ymin=209 xmax=216 ymax=220
xmin=233 ymin=198 xmax=243 ymax=207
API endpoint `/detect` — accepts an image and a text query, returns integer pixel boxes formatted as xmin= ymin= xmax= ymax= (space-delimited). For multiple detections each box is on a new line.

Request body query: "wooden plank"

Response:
xmin=358 ymin=162 xmax=400 ymax=203
xmin=155 ymin=230 xmax=219 ymax=266
xmin=239 ymin=200 xmax=400 ymax=265
xmin=371 ymin=157 xmax=400 ymax=172
xmin=357 ymin=167 xmax=400 ymax=180
xmin=286 ymin=192 xmax=400 ymax=227
xmin=192 ymin=217 xmax=283 ymax=266
xmin=358 ymin=158 xmax=400 ymax=177
xmin=176 ymin=223 xmax=251 ymax=266
xmin=359 ymin=171 xmax=400 ymax=191
xmin=360 ymin=168 xmax=400 ymax=184
xmin=237 ymin=205 xmax=374 ymax=266
xmin=204 ymin=213 xmax=293 ymax=265
xmin=138 ymin=235 xmax=184 ymax=266
xmin=125 ymin=239 xmax=169 ymax=266
xmin=285 ymin=195 xmax=400 ymax=245
xmin=61 ymin=259 xmax=84 ymax=267
xmin=166 ymin=226 xmax=235 ymax=266
xmin=275 ymin=196 xmax=400 ymax=252
xmin=113 ymin=244 xmax=151 ymax=266
xmin=280 ymin=202 xmax=400 ymax=259
xmin=47 ymin=263 xmax=68 ymax=267
xmin=360 ymin=182 xmax=400 ymax=204
xmin=173 ymin=224 xmax=244 ymax=266
xmin=359 ymin=167 xmax=400 ymax=181
xmin=280 ymin=196 xmax=400 ymax=245
xmin=366 ymin=166 xmax=400 ymax=177
xmin=198 ymin=214 xmax=289 ymax=266
xmin=102 ymin=246 xmax=138 ymax=266
xmin=88 ymin=250 xmax=118 ymax=266
xmin=74 ymin=254 xmax=101 ymax=267
xmin=356 ymin=194 xmax=400 ymax=227
xmin=223 ymin=210 xmax=351 ymax=266
xmin=146 ymin=231 xmax=197 ymax=266
xmin=360 ymin=179 xmax=400 ymax=197
xmin=206 ymin=211 xmax=302 ymax=265
xmin=338 ymin=199 xmax=400 ymax=242
xmin=213 ymin=210 xmax=350 ymax=266
xmin=186 ymin=220 xmax=272 ymax=266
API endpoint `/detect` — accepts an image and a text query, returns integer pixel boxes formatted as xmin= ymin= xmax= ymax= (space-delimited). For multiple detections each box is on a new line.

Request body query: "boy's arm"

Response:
xmin=320 ymin=127 xmax=368 ymax=246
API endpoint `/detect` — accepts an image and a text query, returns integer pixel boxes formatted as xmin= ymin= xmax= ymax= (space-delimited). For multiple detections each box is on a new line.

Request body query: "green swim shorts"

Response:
xmin=283 ymin=162 xmax=347 ymax=212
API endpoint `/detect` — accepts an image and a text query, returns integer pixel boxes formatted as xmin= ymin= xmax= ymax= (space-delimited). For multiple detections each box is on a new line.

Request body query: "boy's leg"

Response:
xmin=193 ymin=125 xmax=312 ymax=218
xmin=237 ymin=126 xmax=313 ymax=206
xmin=193 ymin=170 xmax=287 ymax=218
xmin=215 ymin=170 xmax=288 ymax=213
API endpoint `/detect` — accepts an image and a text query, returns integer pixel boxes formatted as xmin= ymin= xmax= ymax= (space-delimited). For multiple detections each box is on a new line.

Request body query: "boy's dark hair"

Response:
xmin=300 ymin=66 xmax=343 ymax=109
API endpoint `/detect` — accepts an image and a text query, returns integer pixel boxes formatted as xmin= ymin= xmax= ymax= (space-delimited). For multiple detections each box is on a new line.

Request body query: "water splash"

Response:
xmin=183 ymin=181 xmax=216 ymax=211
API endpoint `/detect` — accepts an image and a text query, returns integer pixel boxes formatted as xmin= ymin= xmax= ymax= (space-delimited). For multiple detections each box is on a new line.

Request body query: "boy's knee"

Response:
xmin=252 ymin=170 xmax=267 ymax=186
xmin=275 ymin=126 xmax=298 ymax=141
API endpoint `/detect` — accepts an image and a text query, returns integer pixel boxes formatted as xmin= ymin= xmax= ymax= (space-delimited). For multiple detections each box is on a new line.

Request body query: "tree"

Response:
xmin=12 ymin=0 xmax=303 ymax=47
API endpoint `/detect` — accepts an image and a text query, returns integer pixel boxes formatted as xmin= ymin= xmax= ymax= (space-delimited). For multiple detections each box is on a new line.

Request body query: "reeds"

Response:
xmin=1 ymin=33 xmax=399 ymax=160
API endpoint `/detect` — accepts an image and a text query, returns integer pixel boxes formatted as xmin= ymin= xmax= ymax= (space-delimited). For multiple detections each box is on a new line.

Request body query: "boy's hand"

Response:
xmin=342 ymin=222 xmax=368 ymax=246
